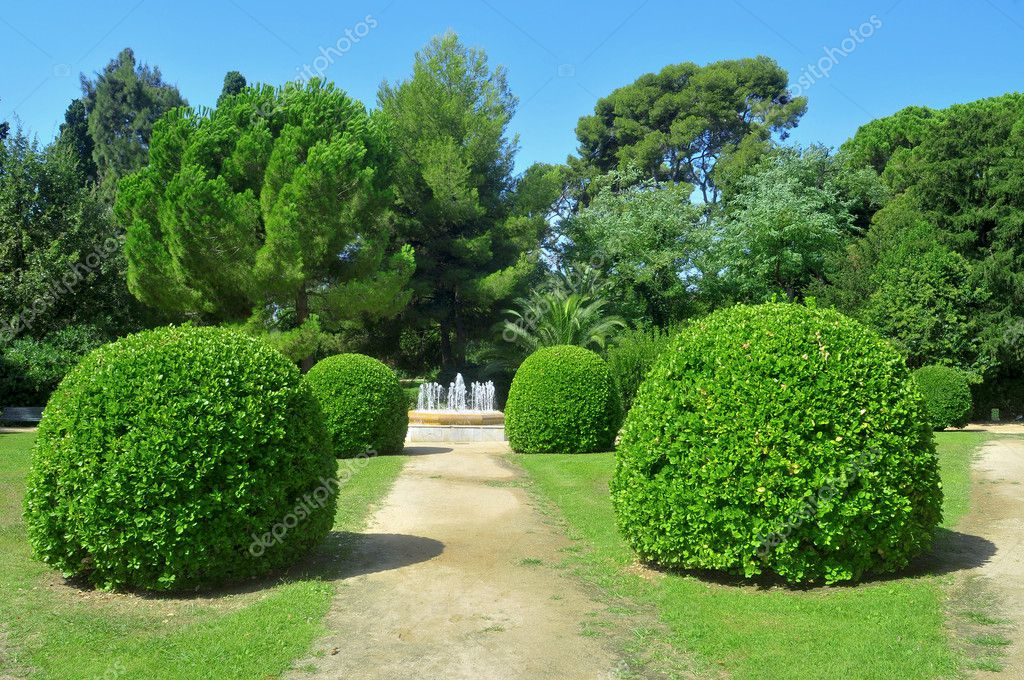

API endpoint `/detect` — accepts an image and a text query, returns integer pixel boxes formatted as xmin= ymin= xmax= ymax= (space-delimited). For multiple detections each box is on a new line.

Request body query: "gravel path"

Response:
xmin=288 ymin=443 xmax=620 ymax=679
xmin=958 ymin=437 xmax=1024 ymax=675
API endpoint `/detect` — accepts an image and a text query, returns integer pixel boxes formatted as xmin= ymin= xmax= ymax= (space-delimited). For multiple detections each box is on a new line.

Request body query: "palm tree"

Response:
xmin=493 ymin=285 xmax=626 ymax=365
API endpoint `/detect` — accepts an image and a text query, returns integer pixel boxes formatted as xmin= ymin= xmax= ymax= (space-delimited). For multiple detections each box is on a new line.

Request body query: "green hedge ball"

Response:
xmin=304 ymin=353 xmax=408 ymax=457
xmin=505 ymin=345 xmax=622 ymax=454
xmin=24 ymin=325 xmax=336 ymax=591
xmin=612 ymin=303 xmax=942 ymax=584
xmin=912 ymin=364 xmax=973 ymax=430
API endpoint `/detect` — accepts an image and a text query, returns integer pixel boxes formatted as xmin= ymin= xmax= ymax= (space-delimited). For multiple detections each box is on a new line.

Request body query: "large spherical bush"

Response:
xmin=24 ymin=326 xmax=336 ymax=591
xmin=505 ymin=346 xmax=621 ymax=454
xmin=304 ymin=354 xmax=407 ymax=456
xmin=611 ymin=303 xmax=942 ymax=584
xmin=912 ymin=365 xmax=973 ymax=430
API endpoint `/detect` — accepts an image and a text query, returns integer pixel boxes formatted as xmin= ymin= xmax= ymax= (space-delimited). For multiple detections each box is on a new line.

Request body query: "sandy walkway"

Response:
xmin=289 ymin=443 xmax=620 ymax=679
xmin=958 ymin=437 xmax=1024 ymax=675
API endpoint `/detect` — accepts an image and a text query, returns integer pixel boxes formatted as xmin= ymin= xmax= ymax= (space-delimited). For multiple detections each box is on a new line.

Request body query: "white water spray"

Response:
xmin=416 ymin=373 xmax=496 ymax=412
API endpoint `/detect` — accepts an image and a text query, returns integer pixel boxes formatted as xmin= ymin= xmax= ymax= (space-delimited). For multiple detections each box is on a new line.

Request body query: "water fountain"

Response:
xmin=407 ymin=373 xmax=505 ymax=442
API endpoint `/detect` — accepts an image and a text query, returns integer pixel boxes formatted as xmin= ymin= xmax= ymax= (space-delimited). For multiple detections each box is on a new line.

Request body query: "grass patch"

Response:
xmin=933 ymin=430 xmax=987 ymax=528
xmin=0 ymin=431 xmax=406 ymax=679
xmin=515 ymin=431 xmax=989 ymax=680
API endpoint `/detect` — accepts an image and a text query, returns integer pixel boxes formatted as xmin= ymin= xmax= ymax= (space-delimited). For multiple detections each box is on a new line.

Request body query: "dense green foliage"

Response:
xmin=505 ymin=345 xmax=621 ymax=454
xmin=840 ymin=105 xmax=941 ymax=174
xmin=573 ymin=57 xmax=806 ymax=202
xmin=713 ymin=146 xmax=886 ymax=303
xmin=23 ymin=325 xmax=336 ymax=591
xmin=378 ymin=32 xmax=549 ymax=369
xmin=114 ymin=79 xmax=414 ymax=366
xmin=560 ymin=179 xmax=707 ymax=325
xmin=218 ymin=70 xmax=247 ymax=103
xmin=5 ymin=28 xmax=1024 ymax=678
xmin=0 ymin=131 xmax=144 ymax=343
xmin=5 ymin=35 xmax=1021 ymax=447
xmin=81 ymin=48 xmax=186 ymax=197
xmin=56 ymin=99 xmax=97 ymax=181
xmin=612 ymin=303 xmax=942 ymax=584
xmin=305 ymin=353 xmax=408 ymax=456
xmin=912 ymin=365 xmax=973 ymax=430
xmin=835 ymin=94 xmax=1024 ymax=385
xmin=495 ymin=270 xmax=626 ymax=371
xmin=605 ymin=325 xmax=677 ymax=415
xmin=818 ymin=204 xmax=990 ymax=375
xmin=0 ymin=326 xmax=105 ymax=405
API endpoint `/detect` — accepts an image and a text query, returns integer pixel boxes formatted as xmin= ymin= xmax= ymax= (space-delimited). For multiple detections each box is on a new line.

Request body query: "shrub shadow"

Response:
xmin=61 ymin=531 xmax=443 ymax=601
xmin=908 ymin=527 xmax=997 ymax=577
xmin=297 ymin=530 xmax=444 ymax=581
xmin=645 ymin=527 xmax=995 ymax=592
xmin=401 ymin=446 xmax=454 ymax=456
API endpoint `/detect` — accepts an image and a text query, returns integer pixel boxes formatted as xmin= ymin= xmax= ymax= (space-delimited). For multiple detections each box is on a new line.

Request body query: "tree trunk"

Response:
xmin=453 ymin=315 xmax=467 ymax=369
xmin=439 ymin=319 xmax=454 ymax=372
xmin=296 ymin=288 xmax=314 ymax=373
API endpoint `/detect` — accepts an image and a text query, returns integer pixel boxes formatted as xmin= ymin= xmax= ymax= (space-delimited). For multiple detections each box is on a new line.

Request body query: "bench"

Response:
xmin=0 ymin=407 xmax=44 ymax=424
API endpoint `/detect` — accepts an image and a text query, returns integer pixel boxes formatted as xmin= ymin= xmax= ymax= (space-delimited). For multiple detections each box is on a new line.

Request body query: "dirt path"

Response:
xmin=958 ymin=437 xmax=1024 ymax=675
xmin=288 ymin=443 xmax=621 ymax=679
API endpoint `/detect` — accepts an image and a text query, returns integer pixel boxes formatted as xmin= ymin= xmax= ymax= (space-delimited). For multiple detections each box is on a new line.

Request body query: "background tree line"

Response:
xmin=2 ymin=35 xmax=1021 ymax=417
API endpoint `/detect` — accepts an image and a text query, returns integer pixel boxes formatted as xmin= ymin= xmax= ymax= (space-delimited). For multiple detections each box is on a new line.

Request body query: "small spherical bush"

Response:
xmin=611 ymin=303 xmax=942 ymax=584
xmin=505 ymin=346 xmax=622 ymax=454
xmin=912 ymin=365 xmax=973 ymax=430
xmin=304 ymin=354 xmax=408 ymax=457
xmin=23 ymin=325 xmax=337 ymax=591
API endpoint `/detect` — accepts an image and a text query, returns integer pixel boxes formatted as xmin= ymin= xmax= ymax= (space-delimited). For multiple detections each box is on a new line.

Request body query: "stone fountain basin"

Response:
xmin=408 ymin=410 xmax=504 ymax=425
xmin=406 ymin=410 xmax=506 ymax=442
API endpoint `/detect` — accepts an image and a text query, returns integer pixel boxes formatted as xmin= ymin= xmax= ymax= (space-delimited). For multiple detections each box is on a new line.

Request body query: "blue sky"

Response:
xmin=2 ymin=1 xmax=1022 ymax=171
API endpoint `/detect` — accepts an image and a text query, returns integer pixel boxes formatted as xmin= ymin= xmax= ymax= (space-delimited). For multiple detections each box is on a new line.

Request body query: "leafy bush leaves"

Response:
xmin=24 ymin=325 xmax=336 ymax=591
xmin=505 ymin=345 xmax=621 ymax=454
xmin=611 ymin=303 xmax=942 ymax=584
xmin=305 ymin=353 xmax=408 ymax=456
xmin=912 ymin=365 xmax=973 ymax=430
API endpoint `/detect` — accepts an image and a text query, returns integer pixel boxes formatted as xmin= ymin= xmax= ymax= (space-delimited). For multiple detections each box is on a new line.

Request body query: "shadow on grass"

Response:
xmin=60 ymin=531 xmax=444 ymax=601
xmin=641 ymin=527 xmax=996 ymax=592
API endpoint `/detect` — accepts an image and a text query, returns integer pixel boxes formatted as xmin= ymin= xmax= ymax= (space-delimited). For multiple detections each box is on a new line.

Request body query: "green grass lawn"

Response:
xmin=517 ymin=431 xmax=996 ymax=680
xmin=0 ymin=431 xmax=407 ymax=680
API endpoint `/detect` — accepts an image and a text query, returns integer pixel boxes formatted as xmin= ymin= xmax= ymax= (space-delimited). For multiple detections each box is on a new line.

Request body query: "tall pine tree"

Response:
xmin=378 ymin=32 xmax=543 ymax=369
xmin=81 ymin=48 xmax=186 ymax=198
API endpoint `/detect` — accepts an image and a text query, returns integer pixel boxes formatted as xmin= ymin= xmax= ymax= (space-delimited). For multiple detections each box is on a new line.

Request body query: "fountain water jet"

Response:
xmin=408 ymin=373 xmax=505 ymax=443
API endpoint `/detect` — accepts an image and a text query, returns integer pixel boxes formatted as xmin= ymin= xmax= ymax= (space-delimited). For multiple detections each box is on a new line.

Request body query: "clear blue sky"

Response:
xmin=2 ymin=0 xmax=1022 ymax=170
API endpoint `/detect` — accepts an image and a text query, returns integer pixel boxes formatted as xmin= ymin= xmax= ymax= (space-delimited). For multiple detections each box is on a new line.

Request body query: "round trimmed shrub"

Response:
xmin=24 ymin=325 xmax=336 ymax=591
xmin=304 ymin=354 xmax=407 ymax=457
xmin=505 ymin=345 xmax=621 ymax=454
xmin=611 ymin=303 xmax=942 ymax=584
xmin=912 ymin=365 xmax=973 ymax=430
